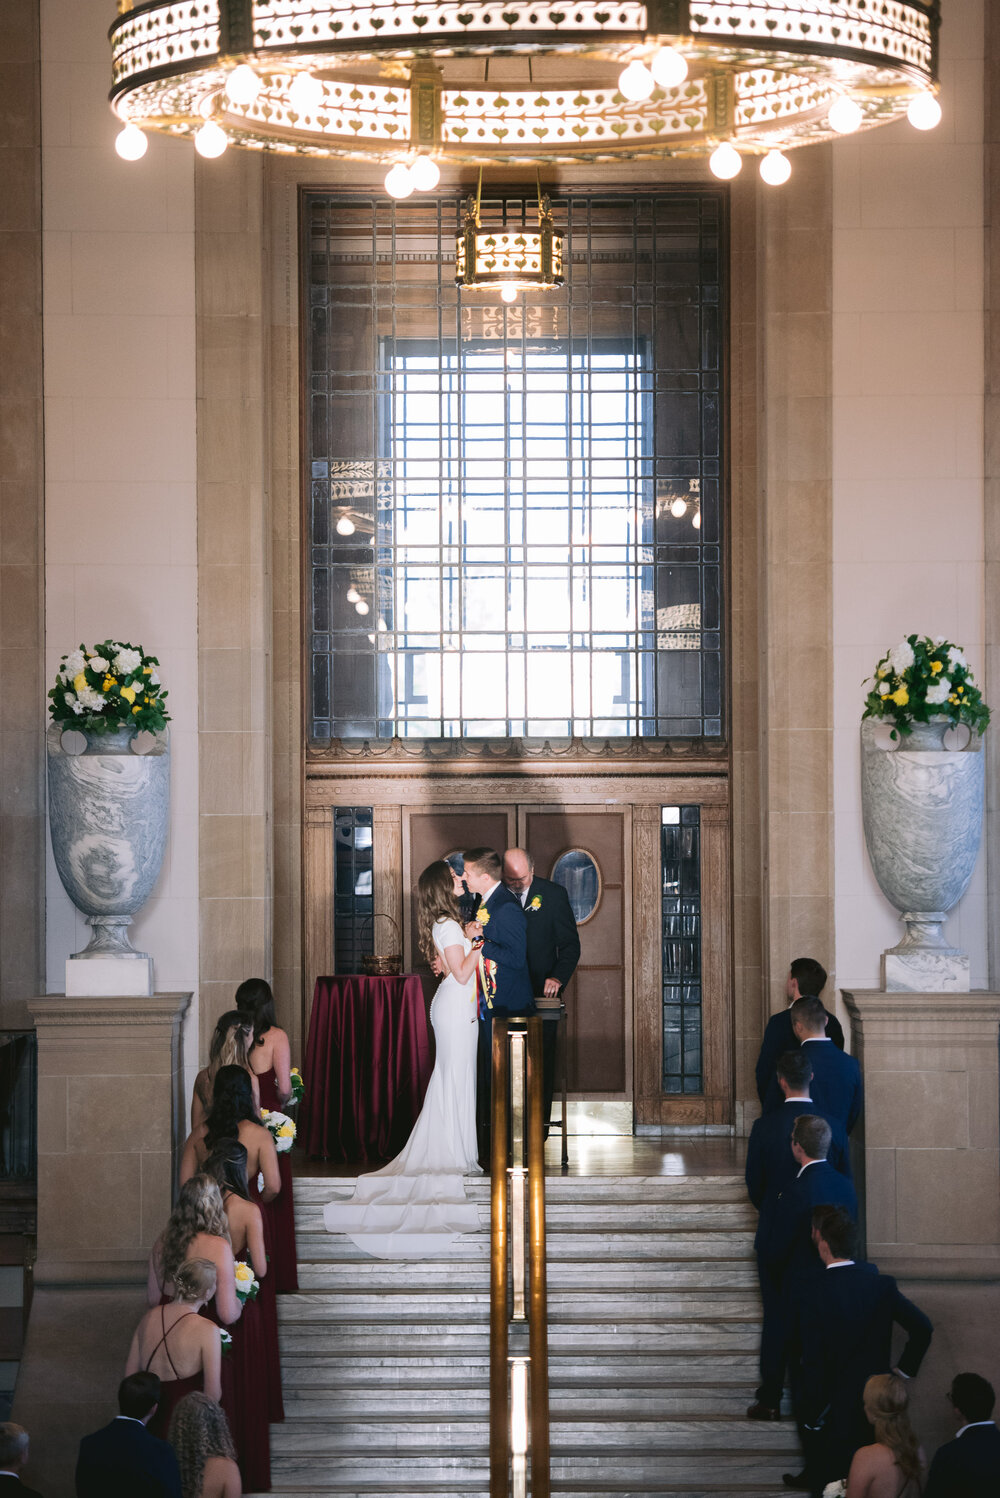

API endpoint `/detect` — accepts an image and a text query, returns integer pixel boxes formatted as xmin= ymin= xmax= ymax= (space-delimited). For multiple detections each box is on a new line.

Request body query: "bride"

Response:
xmin=323 ymin=859 xmax=485 ymax=1258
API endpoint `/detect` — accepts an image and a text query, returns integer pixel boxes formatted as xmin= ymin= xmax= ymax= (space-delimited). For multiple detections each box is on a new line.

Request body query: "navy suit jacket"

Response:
xmin=519 ymin=876 xmax=581 ymax=996
xmin=756 ymin=1003 xmax=845 ymax=1104
xmin=925 ymin=1422 xmax=1000 ymax=1498
xmin=0 ymin=1476 xmax=43 ymax=1498
xmin=790 ymin=1262 xmax=933 ymax=1432
xmin=745 ymin=1100 xmax=851 ymax=1214
xmin=759 ymin=1158 xmax=857 ymax=1274
xmin=764 ymin=1037 xmax=862 ymax=1133
xmin=476 ymin=884 xmax=535 ymax=1016
xmin=76 ymin=1418 xmax=182 ymax=1498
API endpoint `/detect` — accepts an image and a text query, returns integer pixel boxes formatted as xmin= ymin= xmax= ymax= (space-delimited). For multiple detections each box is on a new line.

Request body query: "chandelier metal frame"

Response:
xmin=456 ymin=171 xmax=565 ymax=294
xmin=110 ymin=0 xmax=940 ymax=166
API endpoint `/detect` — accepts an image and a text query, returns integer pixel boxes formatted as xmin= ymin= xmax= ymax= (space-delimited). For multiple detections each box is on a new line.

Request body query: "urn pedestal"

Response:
xmin=860 ymin=719 xmax=984 ymax=992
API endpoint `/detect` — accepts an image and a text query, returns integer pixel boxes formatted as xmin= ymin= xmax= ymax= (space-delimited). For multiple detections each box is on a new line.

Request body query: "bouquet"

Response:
xmin=234 ymin=1260 xmax=259 ymax=1303
xmin=863 ymin=635 xmax=990 ymax=740
xmin=822 ymin=1483 xmax=846 ymax=1498
xmin=261 ymin=1108 xmax=296 ymax=1153
xmin=289 ymin=1067 xmax=305 ymax=1105
xmin=48 ymin=640 xmax=170 ymax=736
xmin=219 ymin=1328 xmax=232 ymax=1356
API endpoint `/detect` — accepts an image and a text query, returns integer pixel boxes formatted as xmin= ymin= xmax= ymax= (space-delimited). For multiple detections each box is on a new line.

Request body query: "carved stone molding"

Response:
xmin=308 ymin=735 xmax=728 ymax=766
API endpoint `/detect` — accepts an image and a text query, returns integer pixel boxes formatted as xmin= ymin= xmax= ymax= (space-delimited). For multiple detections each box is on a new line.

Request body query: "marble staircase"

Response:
xmin=252 ymin=1172 xmax=800 ymax=1497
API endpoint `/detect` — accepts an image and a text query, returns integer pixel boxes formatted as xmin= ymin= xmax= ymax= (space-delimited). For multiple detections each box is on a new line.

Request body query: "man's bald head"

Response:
xmin=503 ymin=848 xmax=534 ymax=894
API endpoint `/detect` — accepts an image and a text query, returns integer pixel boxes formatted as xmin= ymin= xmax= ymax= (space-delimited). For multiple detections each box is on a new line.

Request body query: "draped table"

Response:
xmin=301 ymin=974 xmax=434 ymax=1163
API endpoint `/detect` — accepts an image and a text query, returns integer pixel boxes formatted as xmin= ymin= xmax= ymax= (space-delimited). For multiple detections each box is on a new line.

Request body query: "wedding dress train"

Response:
xmin=322 ymin=917 xmax=483 ymax=1258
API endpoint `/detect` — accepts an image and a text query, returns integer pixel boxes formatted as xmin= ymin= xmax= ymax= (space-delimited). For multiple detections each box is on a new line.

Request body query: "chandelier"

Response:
xmin=110 ymin=1 xmax=942 ymax=185
xmin=456 ymin=172 xmax=564 ymax=301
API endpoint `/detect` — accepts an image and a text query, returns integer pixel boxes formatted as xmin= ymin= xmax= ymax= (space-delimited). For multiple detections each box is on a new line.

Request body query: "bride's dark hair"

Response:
xmin=416 ymin=860 xmax=463 ymax=965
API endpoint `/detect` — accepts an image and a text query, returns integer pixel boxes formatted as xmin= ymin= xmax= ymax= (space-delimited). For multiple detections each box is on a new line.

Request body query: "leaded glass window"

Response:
xmin=662 ymin=805 xmax=702 ymax=1093
xmin=333 ymin=807 xmax=373 ymax=974
xmin=306 ymin=190 xmax=725 ymax=742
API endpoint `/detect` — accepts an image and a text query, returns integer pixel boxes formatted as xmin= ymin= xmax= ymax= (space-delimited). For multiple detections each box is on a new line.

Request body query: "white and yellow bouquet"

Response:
xmin=48 ymin=640 xmax=170 ymax=735
xmin=260 ymin=1108 xmax=296 ymax=1153
xmin=219 ymin=1328 xmax=233 ymax=1356
xmin=289 ymin=1067 xmax=305 ymax=1105
xmin=234 ymin=1260 xmax=260 ymax=1304
xmin=863 ymin=634 xmax=989 ymax=739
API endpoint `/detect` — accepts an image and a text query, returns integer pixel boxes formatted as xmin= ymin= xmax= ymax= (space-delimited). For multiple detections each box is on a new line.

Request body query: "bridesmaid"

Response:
xmin=179 ymin=1067 xmax=280 ymax=1204
xmin=126 ymin=1258 xmax=222 ymax=1440
xmin=203 ymin=1139 xmax=283 ymax=1424
xmin=148 ymin=1176 xmax=241 ymax=1326
xmin=191 ymin=1011 xmax=259 ymax=1130
xmin=236 ymin=979 xmax=298 ymax=1292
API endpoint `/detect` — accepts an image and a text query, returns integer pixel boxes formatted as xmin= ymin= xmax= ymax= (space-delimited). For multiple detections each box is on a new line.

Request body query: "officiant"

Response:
xmin=502 ymin=848 xmax=581 ymax=1138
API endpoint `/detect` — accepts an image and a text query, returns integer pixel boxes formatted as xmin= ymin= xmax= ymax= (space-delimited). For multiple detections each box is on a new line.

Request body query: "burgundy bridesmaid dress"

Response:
xmin=257 ymin=1066 xmax=299 ymax=1292
xmin=143 ymin=1306 xmax=204 ymax=1441
xmin=208 ymin=1293 xmax=271 ymax=1492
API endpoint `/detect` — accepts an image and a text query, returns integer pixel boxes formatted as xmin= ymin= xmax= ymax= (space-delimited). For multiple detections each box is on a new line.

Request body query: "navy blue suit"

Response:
xmin=765 ymin=1038 xmax=862 ymax=1133
xmin=520 ymin=875 xmax=580 ymax=1132
xmin=790 ymin=1262 xmax=933 ymax=1493
xmin=925 ymin=1423 xmax=1000 ymax=1498
xmin=745 ymin=1101 xmax=851 ymax=1214
xmin=474 ymin=883 xmax=534 ymax=1157
xmin=76 ymin=1417 xmax=182 ymax=1498
xmin=756 ymin=1004 xmax=845 ymax=1105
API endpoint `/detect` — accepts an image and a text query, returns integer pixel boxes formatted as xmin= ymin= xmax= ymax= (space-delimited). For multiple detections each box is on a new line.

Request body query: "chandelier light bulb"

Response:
xmin=907 ymin=92 xmax=942 ymax=131
xmin=709 ymin=142 xmax=742 ymax=180
xmin=759 ymin=149 xmax=792 ymax=186
xmin=384 ymin=162 xmax=414 ymax=199
xmin=618 ymin=60 xmax=655 ymax=102
xmin=194 ymin=121 xmax=228 ymax=158
xmin=692 ymin=509 xmax=702 ymax=530
xmin=335 ymin=515 xmax=356 ymax=536
xmin=346 ymin=586 xmax=360 ymax=603
xmin=289 ymin=71 xmax=323 ymax=115
xmin=225 ymin=64 xmax=262 ymax=106
xmin=409 ymin=155 xmax=440 ymax=192
xmin=650 ymin=47 xmax=688 ymax=90
xmin=669 ymin=497 xmax=688 ymax=518
xmin=354 ymin=599 xmax=370 ymax=616
xmin=828 ymin=95 xmax=863 ymax=135
xmin=115 ymin=123 xmax=148 ymax=161
xmin=500 ymin=283 xmax=519 ymax=304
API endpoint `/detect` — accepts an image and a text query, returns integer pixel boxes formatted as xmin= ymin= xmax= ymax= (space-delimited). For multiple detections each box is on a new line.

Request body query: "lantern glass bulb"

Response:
xmin=828 ymin=95 xmax=863 ymax=134
xmin=709 ymin=142 xmax=742 ymax=180
xmin=225 ymin=64 xmax=262 ymax=106
xmin=618 ymin=60 xmax=655 ymax=102
xmin=385 ymin=163 xmax=414 ymax=199
xmin=336 ymin=515 xmax=356 ymax=536
xmin=692 ymin=509 xmax=702 ymax=530
xmin=500 ymin=283 xmax=519 ymax=304
xmin=907 ymin=92 xmax=942 ymax=131
xmin=194 ymin=121 xmax=228 ymax=158
xmin=346 ymin=586 xmax=360 ymax=603
xmin=355 ymin=599 xmax=370 ymax=616
xmin=289 ymin=72 xmax=323 ymax=115
xmin=669 ymin=497 xmax=688 ymax=519
xmin=115 ymin=123 xmax=148 ymax=161
xmin=759 ymin=149 xmax=792 ymax=186
xmin=410 ymin=155 xmax=440 ymax=192
xmin=650 ymin=47 xmax=688 ymax=89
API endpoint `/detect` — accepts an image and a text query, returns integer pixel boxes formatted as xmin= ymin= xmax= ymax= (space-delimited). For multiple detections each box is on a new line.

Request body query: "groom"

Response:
xmin=462 ymin=847 xmax=535 ymax=1164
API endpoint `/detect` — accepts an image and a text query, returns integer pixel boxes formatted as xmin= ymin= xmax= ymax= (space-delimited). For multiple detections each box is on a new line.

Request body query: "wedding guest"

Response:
xmin=745 ymin=1050 xmax=851 ymax=1210
xmin=845 ymin=1375 xmax=925 ymax=1498
xmin=787 ymin=1206 xmax=932 ymax=1496
xmin=234 ymin=979 xmax=298 ymax=1291
xmin=76 ymin=1373 xmax=182 ymax=1498
xmin=925 ymin=1372 xmax=1000 ymax=1497
xmin=168 ymin=1393 xmax=241 ymax=1498
xmin=763 ymin=996 xmax=862 ymax=1129
xmin=179 ymin=1068 xmax=280 ymax=1205
xmin=191 ymin=1013 xmax=259 ymax=1130
xmin=756 ymin=957 xmax=845 ymax=1106
xmin=148 ymin=1177 xmax=242 ymax=1326
xmin=0 ymin=1426 xmax=42 ymax=1498
xmin=127 ymin=1259 xmax=223 ymax=1438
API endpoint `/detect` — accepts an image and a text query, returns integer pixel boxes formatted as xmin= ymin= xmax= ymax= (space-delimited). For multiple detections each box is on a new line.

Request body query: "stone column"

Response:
xmin=844 ymin=990 xmax=1000 ymax=1279
xmin=28 ymin=992 xmax=191 ymax=1284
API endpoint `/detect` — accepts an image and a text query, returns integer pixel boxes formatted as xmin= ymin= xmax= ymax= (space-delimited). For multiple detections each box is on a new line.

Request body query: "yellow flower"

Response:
xmin=290 ymin=1067 xmax=301 ymax=1077
xmin=131 ymin=704 xmax=141 ymax=715
xmin=529 ymin=896 xmax=542 ymax=910
xmin=73 ymin=672 xmax=87 ymax=693
xmin=891 ymin=687 xmax=909 ymax=707
xmin=277 ymin=1123 xmax=295 ymax=1138
xmin=120 ymin=685 xmax=136 ymax=704
xmin=260 ymin=1108 xmax=270 ymax=1119
xmin=234 ymin=1263 xmax=253 ymax=1284
xmin=477 ymin=907 xmax=490 ymax=927
xmin=103 ymin=675 xmax=116 ymax=691
xmin=957 ymin=684 xmax=965 ymax=694
xmin=142 ymin=666 xmax=152 ymax=675
xmin=930 ymin=660 xmax=943 ymax=674
xmin=876 ymin=666 xmax=888 ymax=679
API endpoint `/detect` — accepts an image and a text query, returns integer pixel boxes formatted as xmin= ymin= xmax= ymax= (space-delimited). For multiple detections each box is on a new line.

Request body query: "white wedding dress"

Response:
xmin=322 ymin=917 xmax=483 ymax=1258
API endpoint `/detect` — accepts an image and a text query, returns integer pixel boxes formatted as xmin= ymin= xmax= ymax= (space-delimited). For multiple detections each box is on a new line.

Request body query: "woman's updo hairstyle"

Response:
xmin=172 ymin=1256 xmax=217 ymax=1304
xmin=204 ymin=1064 xmax=258 ymax=1152
xmin=235 ymin=978 xmax=277 ymax=1047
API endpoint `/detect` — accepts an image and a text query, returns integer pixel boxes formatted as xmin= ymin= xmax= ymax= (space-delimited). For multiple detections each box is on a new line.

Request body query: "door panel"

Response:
xmin=405 ymin=807 xmax=513 ymax=972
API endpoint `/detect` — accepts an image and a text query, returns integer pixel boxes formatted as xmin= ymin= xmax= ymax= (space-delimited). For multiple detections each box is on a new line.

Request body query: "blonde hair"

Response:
xmin=416 ymin=861 xmax=463 ymax=965
xmin=172 ymin=1256 xmax=217 ymax=1304
xmin=864 ymin=1374 xmax=922 ymax=1487
xmin=168 ymin=1392 xmax=236 ymax=1498
xmin=161 ymin=1176 xmax=231 ymax=1286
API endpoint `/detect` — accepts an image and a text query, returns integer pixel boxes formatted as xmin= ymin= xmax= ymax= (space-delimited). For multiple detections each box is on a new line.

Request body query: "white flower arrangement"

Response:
xmin=260 ymin=1108 xmax=296 ymax=1153
xmin=822 ymin=1482 xmax=846 ymax=1498
xmin=219 ymin=1328 xmax=233 ymax=1355
xmin=234 ymin=1260 xmax=260 ymax=1303
xmin=49 ymin=638 xmax=170 ymax=735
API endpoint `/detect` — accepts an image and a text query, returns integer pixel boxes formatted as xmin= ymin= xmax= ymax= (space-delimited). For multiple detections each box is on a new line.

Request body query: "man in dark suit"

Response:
xmin=756 ymin=958 xmax=845 ymax=1107
xmin=763 ymin=995 xmax=862 ymax=1130
xmin=0 ymin=1425 xmax=42 ymax=1498
xmin=749 ymin=1114 xmax=858 ymax=1423
xmin=463 ymin=847 xmax=536 ymax=1161
xmin=787 ymin=1206 xmax=933 ymax=1496
xmin=502 ymin=847 xmax=581 ymax=1137
xmin=76 ymin=1373 xmax=182 ymax=1498
xmin=925 ymin=1372 xmax=1000 ymax=1497
xmin=745 ymin=1050 xmax=851 ymax=1212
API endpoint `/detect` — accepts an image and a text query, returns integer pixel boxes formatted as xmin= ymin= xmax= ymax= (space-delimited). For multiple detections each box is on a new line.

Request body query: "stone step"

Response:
xmin=262 ymin=1449 xmax=800 ymax=1487
xmin=278 ymin=1350 xmax=760 ymax=1386
xmin=281 ymin=1386 xmax=768 ymax=1418
xmin=295 ymin=1230 xmax=756 ymax=1262
xmin=294 ymin=1175 xmax=749 ymax=1204
xmin=279 ymin=1322 xmax=760 ymax=1354
xmin=296 ymin=1260 xmax=758 ymax=1291
xmin=295 ymin=1201 xmax=756 ymax=1231
xmin=251 ymin=1490 xmax=793 ymax=1498
xmin=275 ymin=1289 xmax=758 ymax=1322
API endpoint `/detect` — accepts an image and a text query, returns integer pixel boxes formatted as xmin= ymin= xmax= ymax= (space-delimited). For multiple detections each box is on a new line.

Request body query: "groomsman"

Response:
xmin=756 ymin=958 xmax=844 ymax=1107
xmin=745 ymin=1050 xmax=851 ymax=1211
xmin=778 ymin=996 xmax=863 ymax=1132
xmin=925 ymin=1373 xmax=1000 ymax=1497
xmin=502 ymin=847 xmax=581 ymax=1137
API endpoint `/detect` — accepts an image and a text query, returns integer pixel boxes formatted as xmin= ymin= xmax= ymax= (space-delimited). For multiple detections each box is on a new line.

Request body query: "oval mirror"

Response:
xmin=551 ymin=848 xmax=601 ymax=924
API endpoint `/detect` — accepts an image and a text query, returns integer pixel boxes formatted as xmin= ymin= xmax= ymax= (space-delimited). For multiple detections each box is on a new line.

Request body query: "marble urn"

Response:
xmin=861 ymin=718 xmax=984 ymax=992
xmin=47 ymin=723 xmax=169 ymax=987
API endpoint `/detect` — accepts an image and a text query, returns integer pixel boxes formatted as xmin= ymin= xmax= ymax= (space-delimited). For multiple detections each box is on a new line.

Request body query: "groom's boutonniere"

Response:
xmin=477 ymin=907 xmax=491 ymax=927
xmin=528 ymin=896 xmax=542 ymax=911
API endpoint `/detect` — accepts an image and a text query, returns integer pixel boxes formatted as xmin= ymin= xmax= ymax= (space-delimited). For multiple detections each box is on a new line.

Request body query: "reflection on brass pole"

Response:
xmin=527 ymin=1016 xmax=551 ymax=1498
xmin=510 ymin=1026 xmax=526 ymax=1320
xmin=489 ymin=1019 xmax=509 ymax=1498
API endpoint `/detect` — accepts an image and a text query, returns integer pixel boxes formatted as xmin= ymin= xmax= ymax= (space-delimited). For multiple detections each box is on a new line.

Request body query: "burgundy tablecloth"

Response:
xmin=301 ymin=974 xmax=434 ymax=1163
